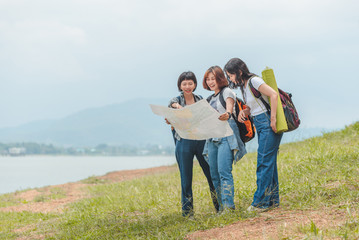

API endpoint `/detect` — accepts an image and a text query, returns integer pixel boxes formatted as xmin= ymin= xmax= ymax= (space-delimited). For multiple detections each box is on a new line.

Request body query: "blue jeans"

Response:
xmin=175 ymin=138 xmax=219 ymax=216
xmin=252 ymin=112 xmax=283 ymax=209
xmin=207 ymin=137 xmax=235 ymax=210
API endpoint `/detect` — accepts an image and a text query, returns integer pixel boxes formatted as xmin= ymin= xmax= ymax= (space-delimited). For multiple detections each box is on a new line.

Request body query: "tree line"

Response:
xmin=0 ymin=142 xmax=174 ymax=156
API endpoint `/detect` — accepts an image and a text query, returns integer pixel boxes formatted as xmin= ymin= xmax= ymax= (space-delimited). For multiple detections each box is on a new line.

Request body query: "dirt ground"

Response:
xmin=187 ymin=209 xmax=348 ymax=239
xmin=1 ymin=166 xmax=353 ymax=239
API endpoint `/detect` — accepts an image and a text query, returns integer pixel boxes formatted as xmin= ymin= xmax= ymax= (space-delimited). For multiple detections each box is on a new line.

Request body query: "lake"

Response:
xmin=0 ymin=155 xmax=176 ymax=194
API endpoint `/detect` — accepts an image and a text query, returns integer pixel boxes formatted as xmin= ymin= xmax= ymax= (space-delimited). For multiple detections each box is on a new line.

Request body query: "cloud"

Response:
xmin=1 ymin=21 xmax=86 ymax=44
xmin=0 ymin=20 xmax=88 ymax=84
xmin=0 ymin=0 xmax=357 ymax=128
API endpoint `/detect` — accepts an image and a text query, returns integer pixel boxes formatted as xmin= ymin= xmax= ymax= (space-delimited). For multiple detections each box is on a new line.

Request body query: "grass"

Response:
xmin=81 ymin=175 xmax=109 ymax=185
xmin=32 ymin=187 xmax=67 ymax=203
xmin=0 ymin=211 xmax=59 ymax=239
xmin=0 ymin=122 xmax=358 ymax=239
xmin=0 ymin=193 xmax=22 ymax=208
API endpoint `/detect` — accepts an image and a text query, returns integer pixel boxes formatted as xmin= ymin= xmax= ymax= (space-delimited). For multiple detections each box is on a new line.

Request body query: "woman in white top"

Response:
xmin=224 ymin=58 xmax=283 ymax=212
xmin=202 ymin=66 xmax=246 ymax=212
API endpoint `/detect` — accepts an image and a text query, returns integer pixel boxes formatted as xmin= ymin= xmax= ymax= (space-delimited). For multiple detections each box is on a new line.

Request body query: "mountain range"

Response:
xmin=0 ymin=98 xmax=173 ymax=147
xmin=0 ymin=98 xmax=334 ymax=148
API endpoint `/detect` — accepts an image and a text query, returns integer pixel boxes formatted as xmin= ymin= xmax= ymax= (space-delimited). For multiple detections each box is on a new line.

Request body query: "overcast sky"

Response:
xmin=0 ymin=0 xmax=358 ymax=129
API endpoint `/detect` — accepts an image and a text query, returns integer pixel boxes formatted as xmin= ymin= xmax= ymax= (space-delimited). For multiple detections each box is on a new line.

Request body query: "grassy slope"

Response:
xmin=0 ymin=122 xmax=358 ymax=239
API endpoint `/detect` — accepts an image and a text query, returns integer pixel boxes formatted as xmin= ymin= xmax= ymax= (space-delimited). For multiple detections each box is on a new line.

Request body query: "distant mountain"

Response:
xmin=0 ymin=98 xmax=174 ymax=147
xmin=0 ymin=98 xmax=335 ymax=148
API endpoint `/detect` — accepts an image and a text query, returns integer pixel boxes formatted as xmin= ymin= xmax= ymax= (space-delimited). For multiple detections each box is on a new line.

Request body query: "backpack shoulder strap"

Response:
xmin=206 ymin=94 xmax=214 ymax=102
xmin=207 ymin=87 xmax=228 ymax=108
xmin=248 ymin=78 xmax=271 ymax=112
xmin=248 ymin=78 xmax=261 ymax=98
xmin=196 ymin=94 xmax=203 ymax=101
xmin=218 ymin=88 xmax=227 ymax=109
xmin=176 ymin=96 xmax=182 ymax=106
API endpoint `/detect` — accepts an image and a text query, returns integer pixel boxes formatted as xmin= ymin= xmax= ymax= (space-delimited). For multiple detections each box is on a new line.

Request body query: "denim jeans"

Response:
xmin=252 ymin=112 xmax=283 ymax=209
xmin=207 ymin=137 xmax=235 ymax=210
xmin=175 ymin=138 xmax=219 ymax=216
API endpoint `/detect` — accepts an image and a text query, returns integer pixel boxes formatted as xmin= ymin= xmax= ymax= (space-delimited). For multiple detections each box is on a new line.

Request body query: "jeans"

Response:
xmin=252 ymin=112 xmax=283 ymax=209
xmin=175 ymin=138 xmax=219 ymax=216
xmin=207 ymin=137 xmax=235 ymax=210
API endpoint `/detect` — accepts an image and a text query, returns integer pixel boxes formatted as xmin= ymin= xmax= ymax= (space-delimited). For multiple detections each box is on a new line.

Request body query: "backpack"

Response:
xmin=207 ymin=88 xmax=256 ymax=143
xmin=248 ymin=79 xmax=300 ymax=132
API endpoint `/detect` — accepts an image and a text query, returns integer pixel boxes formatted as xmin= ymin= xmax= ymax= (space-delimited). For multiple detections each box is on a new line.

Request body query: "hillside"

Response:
xmin=0 ymin=122 xmax=358 ymax=239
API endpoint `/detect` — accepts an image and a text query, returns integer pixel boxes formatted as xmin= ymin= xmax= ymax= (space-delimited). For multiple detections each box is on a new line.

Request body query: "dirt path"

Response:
xmin=0 ymin=165 xmax=177 ymax=213
xmin=187 ymin=208 xmax=348 ymax=239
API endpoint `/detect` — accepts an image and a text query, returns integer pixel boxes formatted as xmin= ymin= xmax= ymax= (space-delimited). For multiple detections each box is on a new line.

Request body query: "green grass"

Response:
xmin=0 ymin=211 xmax=59 ymax=239
xmin=32 ymin=188 xmax=67 ymax=203
xmin=0 ymin=193 xmax=21 ymax=208
xmin=0 ymin=122 xmax=358 ymax=239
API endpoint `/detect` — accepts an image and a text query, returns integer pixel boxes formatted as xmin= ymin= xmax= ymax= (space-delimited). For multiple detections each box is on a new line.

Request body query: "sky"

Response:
xmin=0 ymin=0 xmax=358 ymax=129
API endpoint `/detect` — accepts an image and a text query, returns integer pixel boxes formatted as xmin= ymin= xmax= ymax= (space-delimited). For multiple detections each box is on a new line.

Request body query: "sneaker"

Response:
xmin=246 ymin=205 xmax=268 ymax=213
xmin=182 ymin=211 xmax=194 ymax=218
xmin=216 ymin=207 xmax=235 ymax=216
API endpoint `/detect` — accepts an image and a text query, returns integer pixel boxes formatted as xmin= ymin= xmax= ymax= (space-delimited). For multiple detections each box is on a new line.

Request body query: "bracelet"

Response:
xmin=226 ymin=112 xmax=231 ymax=118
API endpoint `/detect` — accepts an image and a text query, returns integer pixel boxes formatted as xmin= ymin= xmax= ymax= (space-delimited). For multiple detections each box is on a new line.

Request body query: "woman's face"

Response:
xmin=206 ymin=72 xmax=219 ymax=92
xmin=226 ymin=72 xmax=236 ymax=84
xmin=180 ymin=79 xmax=196 ymax=95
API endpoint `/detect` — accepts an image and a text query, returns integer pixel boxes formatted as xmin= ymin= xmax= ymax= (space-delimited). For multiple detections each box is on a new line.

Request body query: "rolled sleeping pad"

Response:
xmin=261 ymin=67 xmax=288 ymax=133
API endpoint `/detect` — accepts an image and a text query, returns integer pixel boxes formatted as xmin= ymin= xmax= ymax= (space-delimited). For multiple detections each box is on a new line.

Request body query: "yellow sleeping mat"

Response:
xmin=261 ymin=67 xmax=288 ymax=133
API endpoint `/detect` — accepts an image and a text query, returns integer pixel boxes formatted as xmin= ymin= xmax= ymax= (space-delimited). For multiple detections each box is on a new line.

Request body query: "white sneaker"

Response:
xmin=246 ymin=205 xmax=267 ymax=213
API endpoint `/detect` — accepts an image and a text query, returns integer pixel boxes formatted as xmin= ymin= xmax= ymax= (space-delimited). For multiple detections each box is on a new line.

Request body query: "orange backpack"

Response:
xmin=207 ymin=87 xmax=256 ymax=143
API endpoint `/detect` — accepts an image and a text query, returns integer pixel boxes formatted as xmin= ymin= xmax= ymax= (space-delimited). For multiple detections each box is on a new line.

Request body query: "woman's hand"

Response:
xmin=165 ymin=118 xmax=171 ymax=125
xmin=238 ymin=110 xmax=247 ymax=123
xmin=218 ymin=112 xmax=231 ymax=121
xmin=270 ymin=117 xmax=277 ymax=133
xmin=171 ymin=102 xmax=182 ymax=109
xmin=238 ymin=108 xmax=251 ymax=123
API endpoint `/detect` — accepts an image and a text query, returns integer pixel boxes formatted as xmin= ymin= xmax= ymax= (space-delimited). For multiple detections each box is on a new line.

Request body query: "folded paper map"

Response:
xmin=150 ymin=99 xmax=233 ymax=140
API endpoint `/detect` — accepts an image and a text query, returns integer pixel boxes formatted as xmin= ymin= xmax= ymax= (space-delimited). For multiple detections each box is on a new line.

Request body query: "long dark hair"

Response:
xmin=224 ymin=58 xmax=256 ymax=95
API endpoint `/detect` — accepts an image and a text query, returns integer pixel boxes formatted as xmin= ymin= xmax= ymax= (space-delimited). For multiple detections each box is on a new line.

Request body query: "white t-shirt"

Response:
xmin=243 ymin=76 xmax=270 ymax=116
xmin=208 ymin=87 xmax=236 ymax=117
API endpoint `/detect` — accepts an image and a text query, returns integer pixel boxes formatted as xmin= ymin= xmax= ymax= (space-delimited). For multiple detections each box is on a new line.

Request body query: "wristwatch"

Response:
xmin=226 ymin=112 xmax=231 ymax=118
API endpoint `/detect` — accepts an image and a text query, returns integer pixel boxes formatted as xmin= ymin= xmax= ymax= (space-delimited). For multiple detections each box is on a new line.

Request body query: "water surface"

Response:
xmin=0 ymin=155 xmax=176 ymax=194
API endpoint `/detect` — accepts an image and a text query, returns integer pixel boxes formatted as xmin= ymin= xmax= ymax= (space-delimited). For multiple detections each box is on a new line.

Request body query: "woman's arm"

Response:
xmin=168 ymin=97 xmax=182 ymax=109
xmin=166 ymin=97 xmax=182 ymax=125
xmin=258 ymin=83 xmax=278 ymax=132
xmin=218 ymin=97 xmax=234 ymax=121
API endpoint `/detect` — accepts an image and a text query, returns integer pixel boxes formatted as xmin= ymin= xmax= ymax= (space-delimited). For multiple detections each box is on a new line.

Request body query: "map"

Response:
xmin=150 ymin=99 xmax=233 ymax=140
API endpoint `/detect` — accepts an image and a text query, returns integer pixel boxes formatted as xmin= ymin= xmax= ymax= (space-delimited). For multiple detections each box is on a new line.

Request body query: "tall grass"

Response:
xmin=1 ymin=122 xmax=358 ymax=239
